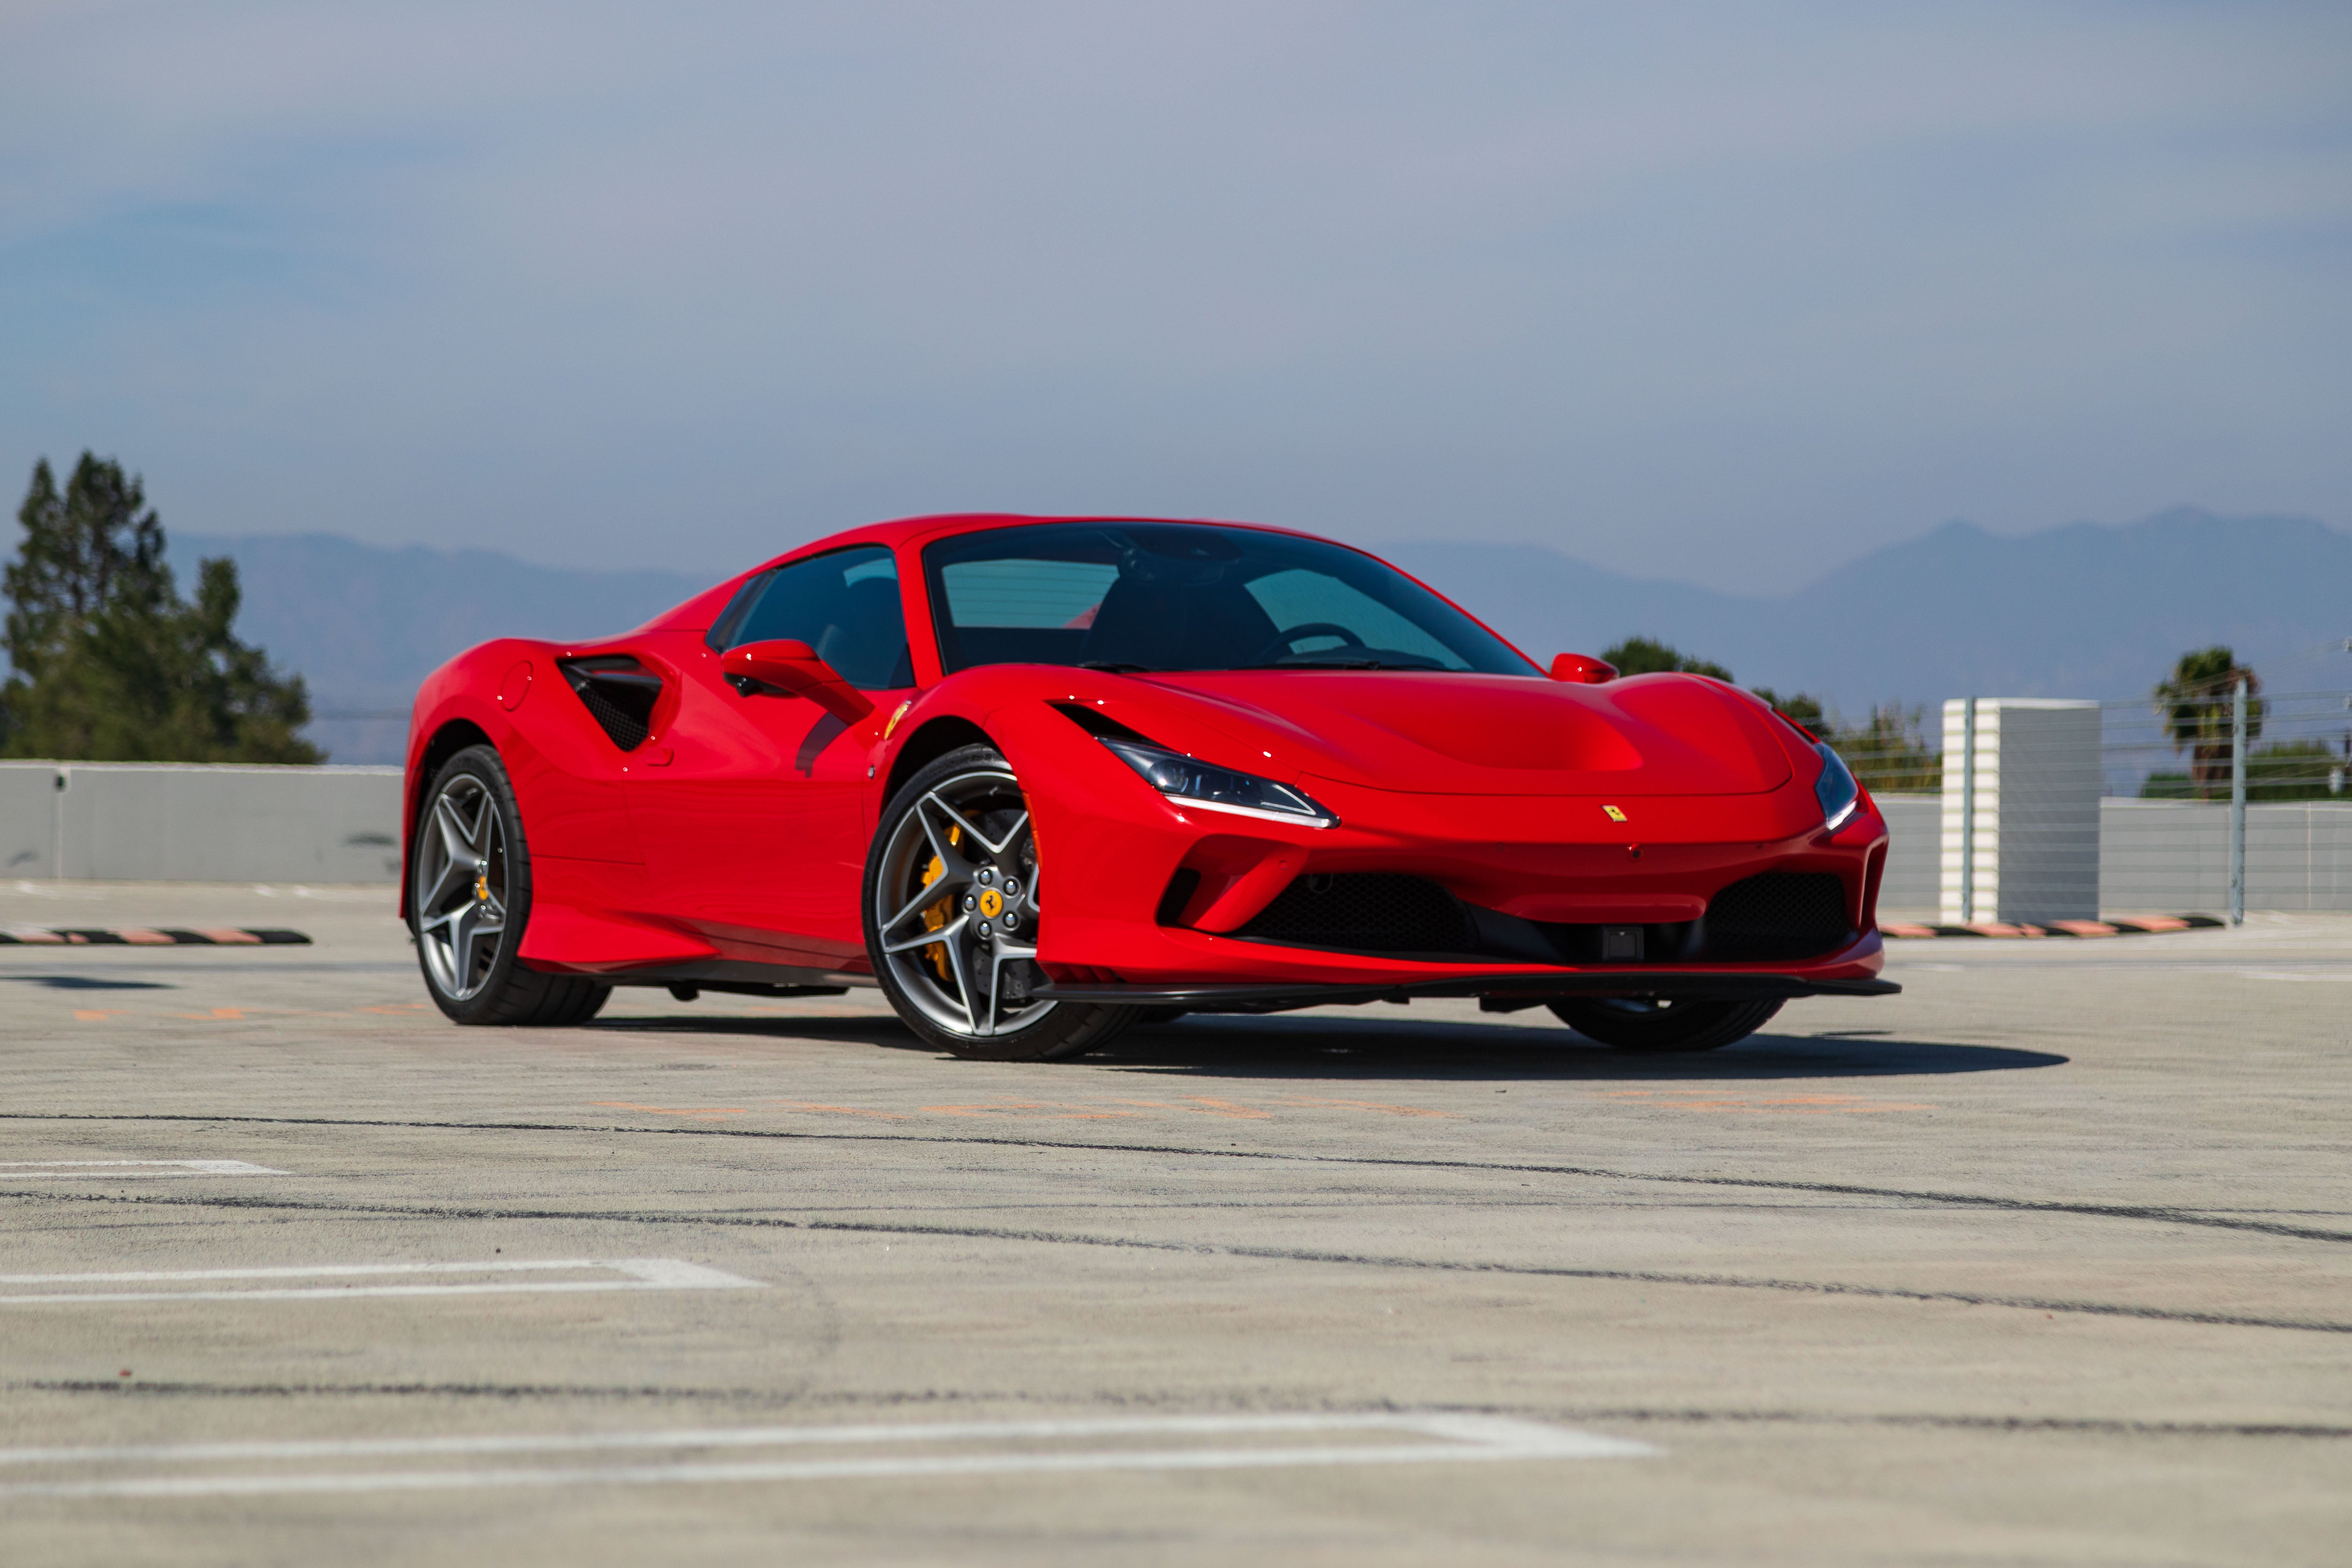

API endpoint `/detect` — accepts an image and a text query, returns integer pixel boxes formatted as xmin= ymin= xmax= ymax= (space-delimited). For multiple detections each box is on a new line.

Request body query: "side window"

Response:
xmin=721 ymin=545 xmax=913 ymax=690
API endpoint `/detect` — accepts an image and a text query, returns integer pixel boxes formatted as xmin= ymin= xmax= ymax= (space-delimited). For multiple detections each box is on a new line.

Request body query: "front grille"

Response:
xmin=1236 ymin=873 xmax=1474 ymax=955
xmin=1703 ymin=872 xmax=1850 ymax=961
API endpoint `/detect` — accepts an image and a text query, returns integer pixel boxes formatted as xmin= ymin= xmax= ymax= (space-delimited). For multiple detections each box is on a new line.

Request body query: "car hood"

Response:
xmin=1134 ymin=670 xmax=1796 ymax=796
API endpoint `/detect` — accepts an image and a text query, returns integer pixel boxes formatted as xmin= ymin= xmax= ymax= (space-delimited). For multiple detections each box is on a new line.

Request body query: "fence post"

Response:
xmin=1959 ymin=696 xmax=1978 ymax=923
xmin=2229 ymin=677 xmax=2248 ymax=925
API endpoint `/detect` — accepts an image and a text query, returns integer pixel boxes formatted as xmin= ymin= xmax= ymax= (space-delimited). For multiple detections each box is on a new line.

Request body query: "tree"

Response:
xmin=2154 ymin=646 xmax=2262 ymax=801
xmin=1601 ymin=635 xmax=1735 ymax=681
xmin=1747 ymin=686 xmax=1828 ymax=735
xmin=0 ymin=454 xmax=321 ymax=762
xmin=1827 ymin=703 xmax=1940 ymax=793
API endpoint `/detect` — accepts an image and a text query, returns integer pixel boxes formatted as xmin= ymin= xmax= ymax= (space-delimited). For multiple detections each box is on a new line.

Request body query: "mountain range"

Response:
xmin=169 ymin=507 xmax=2352 ymax=763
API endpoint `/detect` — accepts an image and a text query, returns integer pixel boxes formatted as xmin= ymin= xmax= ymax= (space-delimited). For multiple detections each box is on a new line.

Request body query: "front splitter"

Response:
xmin=1033 ymin=971 xmax=1899 ymax=1014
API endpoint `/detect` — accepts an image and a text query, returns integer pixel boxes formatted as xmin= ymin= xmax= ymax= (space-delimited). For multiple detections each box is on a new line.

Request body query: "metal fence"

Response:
xmin=1880 ymin=660 xmax=2352 ymax=921
xmin=2097 ymin=683 xmax=2351 ymax=920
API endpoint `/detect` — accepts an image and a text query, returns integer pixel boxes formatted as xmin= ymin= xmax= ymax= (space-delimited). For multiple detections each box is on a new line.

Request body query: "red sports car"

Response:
xmin=402 ymin=514 xmax=1893 ymax=1058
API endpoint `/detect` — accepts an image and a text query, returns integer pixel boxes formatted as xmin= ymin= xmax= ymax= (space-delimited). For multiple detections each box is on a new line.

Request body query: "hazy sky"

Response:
xmin=3 ymin=2 xmax=2347 ymax=592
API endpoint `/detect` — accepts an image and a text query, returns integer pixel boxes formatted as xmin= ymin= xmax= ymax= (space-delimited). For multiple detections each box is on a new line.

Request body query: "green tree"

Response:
xmin=1747 ymin=686 xmax=1828 ymax=735
xmin=1601 ymin=635 xmax=1735 ymax=681
xmin=0 ymin=454 xmax=321 ymax=762
xmin=2154 ymin=646 xmax=2262 ymax=801
xmin=1826 ymin=703 xmax=1941 ymax=793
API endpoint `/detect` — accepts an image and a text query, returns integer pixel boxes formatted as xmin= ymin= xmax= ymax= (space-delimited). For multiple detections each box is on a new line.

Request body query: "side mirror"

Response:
xmin=722 ymin=639 xmax=876 ymax=724
xmin=1549 ymin=652 xmax=1618 ymax=685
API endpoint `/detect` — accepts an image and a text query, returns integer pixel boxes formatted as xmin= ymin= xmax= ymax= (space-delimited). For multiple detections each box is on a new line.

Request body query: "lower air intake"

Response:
xmin=1236 ymin=873 xmax=1473 ymax=955
xmin=1703 ymin=872 xmax=1851 ymax=961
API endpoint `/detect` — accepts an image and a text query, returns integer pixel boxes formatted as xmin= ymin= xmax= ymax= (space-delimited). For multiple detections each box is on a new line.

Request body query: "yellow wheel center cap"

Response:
xmin=977 ymin=888 xmax=1004 ymax=919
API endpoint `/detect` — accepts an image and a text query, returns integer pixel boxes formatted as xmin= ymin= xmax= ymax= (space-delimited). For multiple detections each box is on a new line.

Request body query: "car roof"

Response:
xmin=766 ymin=511 xmax=1331 ymax=565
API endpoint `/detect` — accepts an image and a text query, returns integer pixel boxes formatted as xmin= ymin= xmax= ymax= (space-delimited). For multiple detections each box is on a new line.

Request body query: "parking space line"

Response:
xmin=0 ymin=1160 xmax=288 ymax=1179
xmin=0 ymin=1413 xmax=1654 ymax=1498
xmin=0 ymin=1257 xmax=763 ymax=1305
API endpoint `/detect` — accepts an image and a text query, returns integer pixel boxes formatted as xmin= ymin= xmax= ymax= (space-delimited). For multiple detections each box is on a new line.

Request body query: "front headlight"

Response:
xmin=1814 ymin=742 xmax=1859 ymax=831
xmin=1099 ymin=738 xmax=1338 ymax=828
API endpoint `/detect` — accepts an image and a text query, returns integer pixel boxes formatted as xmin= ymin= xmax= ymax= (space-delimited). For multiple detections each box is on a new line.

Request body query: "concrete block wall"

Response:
xmin=0 ymin=762 xmax=404 ymax=883
xmin=1874 ymin=795 xmax=1940 ymax=914
xmin=2101 ymin=799 xmax=2352 ymax=914
xmin=1940 ymin=699 xmax=2102 ymax=923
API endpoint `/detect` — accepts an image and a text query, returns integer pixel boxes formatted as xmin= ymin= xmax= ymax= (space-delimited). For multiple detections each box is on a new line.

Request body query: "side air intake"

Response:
xmin=559 ymin=657 xmax=661 ymax=751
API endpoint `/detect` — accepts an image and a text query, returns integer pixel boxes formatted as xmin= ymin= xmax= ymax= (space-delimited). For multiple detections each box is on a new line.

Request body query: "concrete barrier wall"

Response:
xmin=2100 ymin=799 xmax=2352 ymax=914
xmin=1877 ymin=795 xmax=1940 ymax=913
xmin=0 ymin=762 xmax=404 ymax=883
xmin=3 ymin=761 xmax=2345 ymax=910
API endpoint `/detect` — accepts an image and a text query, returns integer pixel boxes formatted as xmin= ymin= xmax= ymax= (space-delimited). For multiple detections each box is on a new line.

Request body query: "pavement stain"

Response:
xmin=1593 ymin=1089 xmax=1934 ymax=1115
xmin=586 ymin=1093 xmax=1454 ymax=1123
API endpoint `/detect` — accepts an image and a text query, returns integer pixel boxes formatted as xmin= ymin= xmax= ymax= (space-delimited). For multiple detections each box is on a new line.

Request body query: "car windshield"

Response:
xmin=923 ymin=522 xmax=1537 ymax=677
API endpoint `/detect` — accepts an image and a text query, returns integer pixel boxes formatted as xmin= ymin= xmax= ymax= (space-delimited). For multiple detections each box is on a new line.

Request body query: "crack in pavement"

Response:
xmin=1 ymin=1111 xmax=2345 ymax=1245
xmin=5 ymin=1186 xmax=2347 ymax=1336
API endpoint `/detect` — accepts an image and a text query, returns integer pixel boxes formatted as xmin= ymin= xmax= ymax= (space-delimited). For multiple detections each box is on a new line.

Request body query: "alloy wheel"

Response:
xmin=873 ymin=766 xmax=1051 ymax=1039
xmin=413 ymin=773 xmax=509 ymax=1001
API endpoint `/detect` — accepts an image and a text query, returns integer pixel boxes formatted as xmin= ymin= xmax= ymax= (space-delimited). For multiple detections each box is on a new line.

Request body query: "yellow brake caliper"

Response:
xmin=919 ymin=824 xmax=960 ymax=982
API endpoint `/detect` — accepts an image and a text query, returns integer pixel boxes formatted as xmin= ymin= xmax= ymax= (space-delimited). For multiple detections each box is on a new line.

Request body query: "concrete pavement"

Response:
xmin=3 ymin=880 xmax=2347 ymax=1564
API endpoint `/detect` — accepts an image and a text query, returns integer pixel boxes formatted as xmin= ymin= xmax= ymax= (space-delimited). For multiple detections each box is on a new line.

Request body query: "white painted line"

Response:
xmin=0 ymin=1414 xmax=1654 ymax=1498
xmin=0 ymin=1257 xmax=762 ymax=1305
xmin=0 ymin=1160 xmax=289 ymax=1178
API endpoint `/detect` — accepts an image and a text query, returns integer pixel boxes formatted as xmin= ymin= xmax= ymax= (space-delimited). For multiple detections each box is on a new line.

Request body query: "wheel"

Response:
xmin=864 ymin=743 xmax=1140 ymax=1060
xmin=409 ymin=744 xmax=610 ymax=1026
xmin=1548 ymin=995 xmax=1782 ymax=1052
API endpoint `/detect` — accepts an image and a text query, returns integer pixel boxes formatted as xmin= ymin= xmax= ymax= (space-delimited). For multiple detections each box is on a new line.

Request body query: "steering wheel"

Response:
xmin=1252 ymin=622 xmax=1367 ymax=663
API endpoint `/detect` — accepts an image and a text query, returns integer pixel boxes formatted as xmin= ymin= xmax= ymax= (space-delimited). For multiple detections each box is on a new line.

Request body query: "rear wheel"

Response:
xmin=410 ymin=744 xmax=609 ymax=1026
xmin=865 ymin=744 xmax=1139 ymax=1060
xmin=1548 ymin=995 xmax=1781 ymax=1052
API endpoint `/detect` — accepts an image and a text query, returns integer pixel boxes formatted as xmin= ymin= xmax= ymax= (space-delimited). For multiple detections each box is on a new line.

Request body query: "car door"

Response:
xmin=627 ymin=544 xmax=913 ymax=966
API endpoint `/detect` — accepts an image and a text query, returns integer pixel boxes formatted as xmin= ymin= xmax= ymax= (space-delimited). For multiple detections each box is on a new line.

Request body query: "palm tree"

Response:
xmin=2155 ymin=646 xmax=2263 ymax=800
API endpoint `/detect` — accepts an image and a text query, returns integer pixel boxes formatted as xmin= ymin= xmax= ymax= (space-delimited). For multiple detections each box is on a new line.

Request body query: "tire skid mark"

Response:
xmin=2 ymin=1111 xmax=2345 ymax=1246
xmin=10 ymin=1382 xmax=2348 ymax=1441
xmin=5 ymin=1187 xmax=2347 ymax=1336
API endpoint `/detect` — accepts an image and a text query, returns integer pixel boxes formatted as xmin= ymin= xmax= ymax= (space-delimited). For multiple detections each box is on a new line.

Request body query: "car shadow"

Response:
xmin=1088 ymin=1014 xmax=2061 ymax=1082
xmin=0 ymin=973 xmax=176 ymax=991
xmin=583 ymin=1007 xmax=2062 ymax=1081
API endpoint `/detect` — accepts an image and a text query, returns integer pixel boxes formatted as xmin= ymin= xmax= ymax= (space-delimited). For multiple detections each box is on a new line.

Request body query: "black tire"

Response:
xmin=1548 ymin=996 xmax=1782 ymax=1052
xmin=864 ymin=743 xmax=1139 ymax=1061
xmin=409 ymin=744 xmax=610 ymax=1027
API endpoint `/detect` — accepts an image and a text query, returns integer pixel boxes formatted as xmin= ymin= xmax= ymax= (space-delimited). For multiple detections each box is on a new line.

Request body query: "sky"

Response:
xmin=2 ymin=1 xmax=2348 ymax=594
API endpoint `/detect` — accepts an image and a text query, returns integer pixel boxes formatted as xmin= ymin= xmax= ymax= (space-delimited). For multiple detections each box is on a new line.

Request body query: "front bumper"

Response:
xmin=992 ymin=700 xmax=1891 ymax=991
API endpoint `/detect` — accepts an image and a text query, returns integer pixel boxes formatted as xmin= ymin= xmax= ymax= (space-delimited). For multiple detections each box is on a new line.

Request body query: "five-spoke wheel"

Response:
xmin=408 ymin=744 xmax=608 ymax=1026
xmin=865 ymin=744 xmax=1137 ymax=1059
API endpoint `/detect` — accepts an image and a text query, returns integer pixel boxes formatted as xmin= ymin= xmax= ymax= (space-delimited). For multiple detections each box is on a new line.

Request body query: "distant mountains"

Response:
xmin=1385 ymin=507 xmax=2352 ymax=712
xmin=171 ymin=508 xmax=2352 ymax=763
xmin=169 ymin=532 xmax=708 ymax=765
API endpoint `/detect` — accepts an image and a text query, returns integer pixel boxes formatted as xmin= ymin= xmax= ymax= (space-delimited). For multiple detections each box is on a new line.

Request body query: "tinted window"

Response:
xmin=722 ymin=545 xmax=912 ymax=690
xmin=923 ymin=522 xmax=1535 ymax=677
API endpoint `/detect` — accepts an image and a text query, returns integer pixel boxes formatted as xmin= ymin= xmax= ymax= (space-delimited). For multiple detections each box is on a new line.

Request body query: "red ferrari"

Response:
xmin=402 ymin=515 xmax=1893 ymax=1058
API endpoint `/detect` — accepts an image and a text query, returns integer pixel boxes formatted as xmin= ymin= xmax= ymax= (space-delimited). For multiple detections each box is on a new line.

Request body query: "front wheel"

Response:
xmin=1548 ymin=995 xmax=1782 ymax=1052
xmin=864 ymin=744 xmax=1139 ymax=1060
xmin=410 ymin=744 xmax=609 ymax=1027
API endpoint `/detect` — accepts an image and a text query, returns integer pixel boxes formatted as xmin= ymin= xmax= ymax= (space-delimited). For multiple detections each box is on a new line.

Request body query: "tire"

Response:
xmin=1548 ymin=995 xmax=1782 ymax=1053
xmin=864 ymin=743 xmax=1139 ymax=1060
xmin=409 ymin=744 xmax=610 ymax=1027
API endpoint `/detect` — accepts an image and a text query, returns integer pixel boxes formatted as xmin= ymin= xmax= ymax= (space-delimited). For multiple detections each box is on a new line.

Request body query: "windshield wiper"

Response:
xmin=1079 ymin=661 xmax=1156 ymax=673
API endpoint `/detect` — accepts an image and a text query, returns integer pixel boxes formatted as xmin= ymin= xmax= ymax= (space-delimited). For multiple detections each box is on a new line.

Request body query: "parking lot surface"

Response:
xmin=3 ymin=880 xmax=2348 ymax=1566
